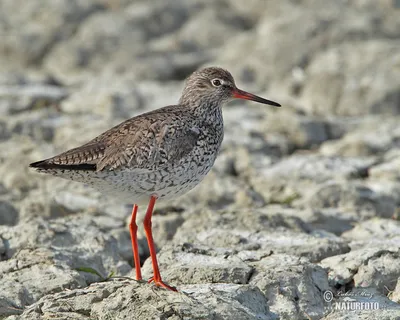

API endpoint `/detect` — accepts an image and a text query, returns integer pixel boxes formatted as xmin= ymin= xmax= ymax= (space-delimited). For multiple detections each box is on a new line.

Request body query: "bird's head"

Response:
xmin=180 ymin=67 xmax=281 ymax=108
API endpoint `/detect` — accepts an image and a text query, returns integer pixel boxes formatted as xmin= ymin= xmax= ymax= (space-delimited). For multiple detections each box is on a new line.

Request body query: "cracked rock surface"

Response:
xmin=1 ymin=0 xmax=400 ymax=319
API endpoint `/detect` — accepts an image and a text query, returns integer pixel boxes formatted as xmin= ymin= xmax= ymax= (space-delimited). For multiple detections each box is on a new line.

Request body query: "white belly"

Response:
xmin=42 ymin=152 xmax=217 ymax=205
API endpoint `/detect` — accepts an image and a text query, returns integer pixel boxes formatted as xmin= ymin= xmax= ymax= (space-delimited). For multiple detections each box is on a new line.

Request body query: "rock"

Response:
xmin=52 ymin=190 xmax=99 ymax=213
xmin=171 ymin=172 xmax=259 ymax=210
xmin=303 ymin=181 xmax=397 ymax=220
xmin=0 ymin=0 xmax=105 ymax=68
xmin=51 ymin=114 xmax=113 ymax=150
xmin=0 ymin=215 xmax=131 ymax=317
xmin=60 ymin=75 xmax=145 ymax=120
xmin=353 ymin=250 xmax=400 ymax=291
xmin=278 ymin=208 xmax=357 ymax=235
xmin=0 ymin=84 xmax=67 ymax=116
xmin=149 ymin=211 xmax=185 ymax=247
xmin=16 ymin=280 xmax=277 ymax=320
xmin=0 ymin=201 xmax=18 ymax=226
xmin=320 ymin=116 xmax=400 ymax=157
xmin=320 ymin=247 xmax=400 ymax=293
xmin=391 ymin=278 xmax=400 ymax=304
xmin=18 ymin=171 xmax=105 ymax=221
xmin=341 ymin=218 xmax=400 ymax=250
xmin=324 ymin=309 xmax=400 ymax=320
xmin=141 ymin=244 xmax=334 ymax=319
xmin=142 ymin=243 xmax=253 ymax=285
xmin=0 ymin=137 xmax=40 ymax=192
xmin=0 ymin=183 xmax=8 ymax=196
xmin=172 ymin=208 xmax=349 ymax=262
xmin=369 ymin=156 xmax=400 ymax=181
xmin=300 ymin=41 xmax=400 ymax=116
xmin=108 ymin=227 xmax=147 ymax=267
xmin=323 ymin=287 xmax=400 ymax=320
xmin=250 ymin=254 xmax=330 ymax=320
xmin=249 ymin=154 xmax=374 ymax=204
xmin=173 ymin=4 xmax=254 ymax=50
xmin=262 ymin=108 xmax=335 ymax=150
xmin=0 ymin=120 xmax=10 ymax=141
xmin=222 ymin=105 xmax=291 ymax=157
xmin=11 ymin=114 xmax=56 ymax=143
xmin=43 ymin=1 xmax=205 ymax=84
xmin=0 ymin=248 xmax=86 ymax=317
xmin=365 ymin=181 xmax=400 ymax=215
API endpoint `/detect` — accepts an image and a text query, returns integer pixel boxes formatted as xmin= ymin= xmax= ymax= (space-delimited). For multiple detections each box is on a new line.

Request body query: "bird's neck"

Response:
xmin=191 ymin=100 xmax=223 ymax=124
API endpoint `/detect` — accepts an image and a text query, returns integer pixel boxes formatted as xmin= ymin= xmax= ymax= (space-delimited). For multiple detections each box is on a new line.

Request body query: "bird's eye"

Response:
xmin=211 ymin=79 xmax=222 ymax=87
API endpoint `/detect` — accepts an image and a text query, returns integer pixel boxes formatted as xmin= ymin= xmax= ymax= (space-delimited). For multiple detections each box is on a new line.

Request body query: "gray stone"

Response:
xmin=303 ymin=181 xmax=397 ymax=220
xmin=0 ymin=215 xmax=131 ymax=317
xmin=354 ymin=250 xmax=400 ymax=291
xmin=0 ymin=84 xmax=67 ymax=117
xmin=0 ymin=0 xmax=104 ymax=68
xmin=285 ymin=208 xmax=358 ymax=235
xmin=108 ymin=227 xmax=147 ymax=267
xmin=323 ymin=309 xmax=400 ymax=320
xmin=323 ymin=287 xmax=400 ymax=320
xmin=142 ymin=243 xmax=253 ymax=286
xmin=222 ymin=105 xmax=291 ymax=157
xmin=0 ymin=249 xmax=86 ymax=317
xmin=300 ymin=41 xmax=400 ymax=116
xmin=173 ymin=208 xmax=349 ymax=262
xmin=140 ymin=244 xmax=336 ymax=320
xmin=0 ymin=120 xmax=10 ymax=141
xmin=53 ymin=191 xmax=99 ymax=213
xmin=341 ymin=218 xmax=400 ymax=250
xmin=391 ymin=278 xmax=400 ymax=304
xmin=60 ymin=75 xmax=145 ymax=120
xmin=11 ymin=115 xmax=56 ymax=143
xmin=369 ymin=156 xmax=400 ymax=181
xmin=0 ymin=137 xmax=41 ymax=192
xmin=170 ymin=172 xmax=259 ymax=210
xmin=250 ymin=254 xmax=330 ymax=320
xmin=250 ymin=154 xmax=374 ymax=204
xmin=320 ymin=116 xmax=400 ymax=157
xmin=18 ymin=177 xmax=102 ymax=220
xmin=50 ymin=115 xmax=113 ymax=151
xmin=17 ymin=280 xmax=277 ymax=320
xmin=148 ymin=211 xmax=185 ymax=247
xmin=320 ymin=247 xmax=400 ymax=293
xmin=0 ymin=201 xmax=18 ymax=226
xmin=43 ymin=1 xmax=205 ymax=84
xmin=365 ymin=181 xmax=400 ymax=216
xmin=263 ymin=109 xmax=334 ymax=149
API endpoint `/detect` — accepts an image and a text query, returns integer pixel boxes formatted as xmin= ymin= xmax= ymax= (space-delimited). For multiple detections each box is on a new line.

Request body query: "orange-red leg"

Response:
xmin=143 ymin=195 xmax=177 ymax=292
xmin=129 ymin=204 xmax=142 ymax=280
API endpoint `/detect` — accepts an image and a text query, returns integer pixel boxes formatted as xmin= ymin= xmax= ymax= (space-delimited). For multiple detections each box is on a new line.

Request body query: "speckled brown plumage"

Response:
xmin=29 ymin=66 xmax=281 ymax=291
xmin=32 ymin=105 xmax=203 ymax=172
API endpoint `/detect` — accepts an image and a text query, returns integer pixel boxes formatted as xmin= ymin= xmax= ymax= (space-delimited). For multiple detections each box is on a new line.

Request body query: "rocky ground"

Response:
xmin=1 ymin=0 xmax=400 ymax=319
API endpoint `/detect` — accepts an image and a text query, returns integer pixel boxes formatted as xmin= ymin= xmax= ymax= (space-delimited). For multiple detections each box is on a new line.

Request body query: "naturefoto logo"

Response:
xmin=323 ymin=290 xmax=380 ymax=311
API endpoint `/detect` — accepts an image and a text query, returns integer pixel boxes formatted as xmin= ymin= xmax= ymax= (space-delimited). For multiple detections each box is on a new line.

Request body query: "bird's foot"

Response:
xmin=148 ymin=277 xmax=178 ymax=292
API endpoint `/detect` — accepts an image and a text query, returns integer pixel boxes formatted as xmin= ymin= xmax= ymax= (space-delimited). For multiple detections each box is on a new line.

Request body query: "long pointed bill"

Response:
xmin=232 ymin=88 xmax=281 ymax=107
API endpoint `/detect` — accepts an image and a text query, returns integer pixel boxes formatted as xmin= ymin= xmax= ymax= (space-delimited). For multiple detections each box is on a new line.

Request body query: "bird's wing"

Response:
xmin=30 ymin=106 xmax=200 ymax=172
xmin=96 ymin=111 xmax=200 ymax=171
xmin=29 ymin=141 xmax=106 ymax=170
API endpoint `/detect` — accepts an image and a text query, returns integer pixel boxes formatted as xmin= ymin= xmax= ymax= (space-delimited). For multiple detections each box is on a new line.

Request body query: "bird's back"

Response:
xmin=30 ymin=104 xmax=224 ymax=203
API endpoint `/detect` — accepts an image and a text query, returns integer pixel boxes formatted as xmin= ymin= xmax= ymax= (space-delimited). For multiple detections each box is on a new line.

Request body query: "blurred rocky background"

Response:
xmin=0 ymin=0 xmax=400 ymax=319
